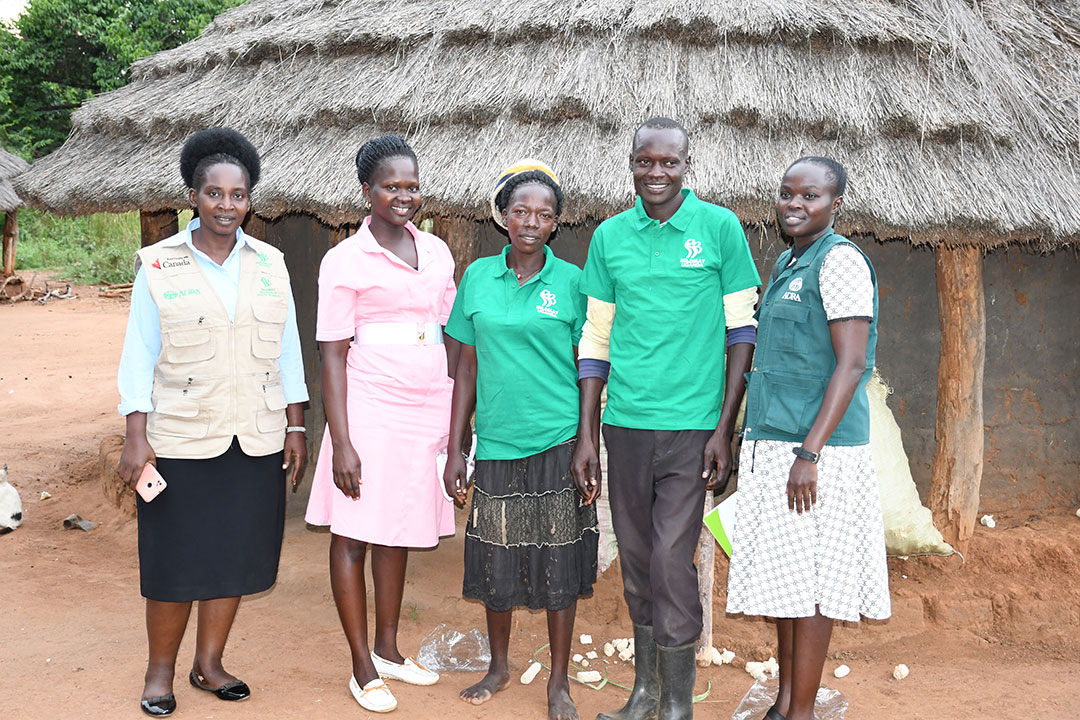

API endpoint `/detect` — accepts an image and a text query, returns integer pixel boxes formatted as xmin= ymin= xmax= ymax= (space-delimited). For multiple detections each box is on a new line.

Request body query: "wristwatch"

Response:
xmin=792 ymin=446 xmax=820 ymax=464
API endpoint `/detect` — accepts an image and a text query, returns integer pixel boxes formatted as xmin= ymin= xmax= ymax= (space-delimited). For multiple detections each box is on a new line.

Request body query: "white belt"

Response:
xmin=354 ymin=322 xmax=444 ymax=346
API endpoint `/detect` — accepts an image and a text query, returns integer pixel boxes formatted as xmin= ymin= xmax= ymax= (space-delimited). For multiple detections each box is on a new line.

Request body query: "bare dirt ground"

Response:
xmin=2 ymin=285 xmax=1077 ymax=719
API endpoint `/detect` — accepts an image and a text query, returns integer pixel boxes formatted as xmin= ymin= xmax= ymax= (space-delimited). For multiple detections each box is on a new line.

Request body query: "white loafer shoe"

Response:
xmin=349 ymin=675 xmax=397 ymax=713
xmin=371 ymin=653 xmax=440 ymax=686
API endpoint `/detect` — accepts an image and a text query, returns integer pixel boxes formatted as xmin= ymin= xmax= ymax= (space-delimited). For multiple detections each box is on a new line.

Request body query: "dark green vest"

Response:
xmin=744 ymin=231 xmax=877 ymax=446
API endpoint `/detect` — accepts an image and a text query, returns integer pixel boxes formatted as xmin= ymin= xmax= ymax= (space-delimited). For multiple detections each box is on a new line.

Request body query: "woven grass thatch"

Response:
xmin=14 ymin=0 xmax=1080 ymax=248
xmin=0 ymin=149 xmax=29 ymax=212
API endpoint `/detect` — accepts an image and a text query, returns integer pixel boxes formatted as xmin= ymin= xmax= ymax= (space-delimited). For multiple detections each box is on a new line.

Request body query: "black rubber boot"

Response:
xmin=597 ymin=624 xmax=659 ymax=720
xmin=656 ymin=642 xmax=696 ymax=720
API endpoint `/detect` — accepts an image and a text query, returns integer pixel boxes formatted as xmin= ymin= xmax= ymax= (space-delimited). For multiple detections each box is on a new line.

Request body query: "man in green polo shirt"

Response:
xmin=572 ymin=117 xmax=761 ymax=720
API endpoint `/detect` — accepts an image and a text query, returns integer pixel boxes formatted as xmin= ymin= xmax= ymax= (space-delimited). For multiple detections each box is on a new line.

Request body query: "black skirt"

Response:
xmin=463 ymin=439 xmax=598 ymax=612
xmin=137 ymin=438 xmax=285 ymax=602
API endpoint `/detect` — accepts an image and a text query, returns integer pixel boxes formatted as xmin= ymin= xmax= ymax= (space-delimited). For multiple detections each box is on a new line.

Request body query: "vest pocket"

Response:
xmin=251 ymin=302 xmax=286 ymax=359
xmin=256 ymin=379 xmax=288 ymax=432
xmin=765 ymin=301 xmax=811 ymax=354
xmin=757 ymin=372 xmax=826 ymax=436
xmin=150 ymin=388 xmax=209 ymax=439
xmin=163 ymin=323 xmax=216 ymax=364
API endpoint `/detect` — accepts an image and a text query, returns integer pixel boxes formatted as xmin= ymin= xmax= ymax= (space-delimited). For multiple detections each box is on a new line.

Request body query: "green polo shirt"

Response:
xmin=446 ymin=244 xmax=586 ymax=460
xmin=581 ymin=189 xmax=761 ymax=430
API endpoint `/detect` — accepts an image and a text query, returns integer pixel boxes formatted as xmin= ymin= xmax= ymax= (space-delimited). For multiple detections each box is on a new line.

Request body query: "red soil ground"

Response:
xmin=2 ymin=286 xmax=1076 ymax=719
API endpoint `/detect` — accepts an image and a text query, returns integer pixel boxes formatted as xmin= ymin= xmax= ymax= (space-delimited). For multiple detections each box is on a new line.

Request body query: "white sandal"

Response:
xmin=349 ymin=675 xmax=397 ymax=713
xmin=371 ymin=653 xmax=440 ymax=686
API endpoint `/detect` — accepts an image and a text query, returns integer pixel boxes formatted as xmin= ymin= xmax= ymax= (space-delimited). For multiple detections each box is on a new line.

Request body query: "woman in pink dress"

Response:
xmin=305 ymin=134 xmax=459 ymax=713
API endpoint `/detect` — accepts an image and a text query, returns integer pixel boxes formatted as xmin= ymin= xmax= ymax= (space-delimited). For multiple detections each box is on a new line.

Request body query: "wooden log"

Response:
xmin=139 ymin=209 xmax=178 ymax=248
xmin=2 ymin=210 xmax=17 ymax=276
xmin=433 ymin=216 xmax=480 ymax=285
xmin=927 ymin=244 xmax=985 ymax=552
xmin=695 ymin=492 xmax=717 ymax=666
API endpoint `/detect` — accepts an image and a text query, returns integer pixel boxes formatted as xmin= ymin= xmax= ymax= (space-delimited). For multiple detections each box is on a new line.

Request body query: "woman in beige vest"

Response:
xmin=115 ymin=129 xmax=309 ymax=717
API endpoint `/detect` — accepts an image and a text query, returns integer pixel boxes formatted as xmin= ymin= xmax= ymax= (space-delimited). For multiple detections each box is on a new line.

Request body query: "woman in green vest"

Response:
xmin=443 ymin=160 xmax=598 ymax=720
xmin=726 ymin=157 xmax=891 ymax=720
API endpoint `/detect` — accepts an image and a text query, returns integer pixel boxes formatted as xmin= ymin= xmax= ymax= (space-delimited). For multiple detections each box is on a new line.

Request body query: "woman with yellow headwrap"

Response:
xmin=443 ymin=160 xmax=598 ymax=720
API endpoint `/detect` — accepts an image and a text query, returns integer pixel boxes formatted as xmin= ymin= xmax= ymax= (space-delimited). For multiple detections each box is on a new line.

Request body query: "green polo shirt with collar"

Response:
xmin=445 ymin=244 xmax=586 ymax=460
xmin=581 ymin=188 xmax=761 ymax=430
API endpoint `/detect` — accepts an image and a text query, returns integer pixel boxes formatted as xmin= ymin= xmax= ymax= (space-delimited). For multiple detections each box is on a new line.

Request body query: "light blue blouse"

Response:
xmin=117 ymin=218 xmax=309 ymax=416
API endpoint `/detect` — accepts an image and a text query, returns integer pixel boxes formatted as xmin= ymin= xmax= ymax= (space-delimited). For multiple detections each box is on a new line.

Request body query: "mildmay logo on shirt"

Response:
xmin=782 ymin=277 xmax=803 ymax=302
xmin=257 ymin=276 xmax=281 ymax=298
xmin=256 ymin=252 xmax=271 ymax=267
xmin=680 ymin=239 xmax=705 ymax=268
xmin=536 ymin=289 xmax=559 ymax=318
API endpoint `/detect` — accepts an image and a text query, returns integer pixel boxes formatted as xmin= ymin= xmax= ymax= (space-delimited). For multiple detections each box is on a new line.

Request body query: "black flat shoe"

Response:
xmin=764 ymin=707 xmax=787 ymax=720
xmin=189 ymin=669 xmax=251 ymax=701
xmin=140 ymin=693 xmax=176 ymax=716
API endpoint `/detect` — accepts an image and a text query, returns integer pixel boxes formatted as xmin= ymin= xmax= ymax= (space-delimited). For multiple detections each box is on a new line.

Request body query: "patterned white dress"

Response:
xmin=726 ymin=244 xmax=892 ymax=622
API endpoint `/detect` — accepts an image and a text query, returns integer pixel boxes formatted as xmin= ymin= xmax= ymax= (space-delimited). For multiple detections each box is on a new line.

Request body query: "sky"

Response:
xmin=0 ymin=0 xmax=25 ymax=23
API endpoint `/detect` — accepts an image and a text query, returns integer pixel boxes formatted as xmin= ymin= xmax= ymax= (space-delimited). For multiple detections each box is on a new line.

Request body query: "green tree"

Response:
xmin=0 ymin=0 xmax=242 ymax=158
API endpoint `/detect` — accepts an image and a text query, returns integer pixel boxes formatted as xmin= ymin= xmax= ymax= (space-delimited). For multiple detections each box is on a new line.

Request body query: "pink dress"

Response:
xmin=305 ymin=218 xmax=457 ymax=546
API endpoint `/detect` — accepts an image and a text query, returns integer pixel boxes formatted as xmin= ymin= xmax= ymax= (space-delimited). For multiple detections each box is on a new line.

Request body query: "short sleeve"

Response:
xmin=437 ymin=241 xmax=457 ymax=324
xmin=580 ymin=225 xmax=615 ymax=302
xmin=315 ymin=244 xmax=360 ymax=342
xmin=717 ymin=210 xmax=762 ymax=295
xmin=569 ymin=271 xmax=587 ymax=346
xmin=444 ymin=264 xmax=475 ymax=346
xmin=820 ymin=244 xmax=874 ymax=321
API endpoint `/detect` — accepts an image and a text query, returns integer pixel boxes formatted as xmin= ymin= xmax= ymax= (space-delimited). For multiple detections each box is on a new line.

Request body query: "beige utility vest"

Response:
xmin=136 ymin=236 xmax=291 ymax=459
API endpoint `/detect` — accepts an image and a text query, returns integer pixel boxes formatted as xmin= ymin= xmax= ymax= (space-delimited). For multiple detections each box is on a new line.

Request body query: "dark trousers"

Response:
xmin=603 ymin=425 xmax=711 ymax=647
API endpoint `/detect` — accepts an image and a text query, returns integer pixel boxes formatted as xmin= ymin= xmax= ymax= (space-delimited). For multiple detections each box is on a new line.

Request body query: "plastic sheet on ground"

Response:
xmin=730 ymin=679 xmax=848 ymax=720
xmin=416 ymin=623 xmax=491 ymax=672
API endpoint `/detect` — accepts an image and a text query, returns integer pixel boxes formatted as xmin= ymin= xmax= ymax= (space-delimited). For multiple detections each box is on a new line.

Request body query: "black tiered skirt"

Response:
xmin=463 ymin=439 xmax=599 ymax=612
xmin=136 ymin=437 xmax=285 ymax=602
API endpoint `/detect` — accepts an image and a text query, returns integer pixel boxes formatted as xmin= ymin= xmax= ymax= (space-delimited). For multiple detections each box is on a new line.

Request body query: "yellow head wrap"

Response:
xmin=490 ymin=158 xmax=561 ymax=229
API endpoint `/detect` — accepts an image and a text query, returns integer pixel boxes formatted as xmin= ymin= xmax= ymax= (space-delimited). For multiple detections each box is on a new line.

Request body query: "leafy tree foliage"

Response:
xmin=0 ymin=0 xmax=242 ymax=158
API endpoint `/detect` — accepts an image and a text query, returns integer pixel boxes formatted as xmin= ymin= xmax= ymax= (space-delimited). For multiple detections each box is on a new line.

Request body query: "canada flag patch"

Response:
xmin=151 ymin=258 xmax=161 ymax=269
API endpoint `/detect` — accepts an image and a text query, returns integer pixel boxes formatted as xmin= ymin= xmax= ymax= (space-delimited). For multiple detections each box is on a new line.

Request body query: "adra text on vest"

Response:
xmin=782 ymin=277 xmax=803 ymax=302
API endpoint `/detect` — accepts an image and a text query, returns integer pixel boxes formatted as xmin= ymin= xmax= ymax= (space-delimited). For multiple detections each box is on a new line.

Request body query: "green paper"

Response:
xmin=703 ymin=492 xmax=738 ymax=557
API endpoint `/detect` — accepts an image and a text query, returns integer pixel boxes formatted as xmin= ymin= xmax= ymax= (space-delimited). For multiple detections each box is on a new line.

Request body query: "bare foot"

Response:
xmin=547 ymin=681 xmax=579 ymax=720
xmin=459 ymin=670 xmax=510 ymax=705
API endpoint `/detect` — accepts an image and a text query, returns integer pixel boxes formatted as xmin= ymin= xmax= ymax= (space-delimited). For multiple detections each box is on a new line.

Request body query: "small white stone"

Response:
xmin=579 ymin=634 xmax=593 ymax=645
xmin=577 ymin=670 xmax=602 ymax=684
xmin=614 ymin=638 xmax=630 ymax=652
xmin=833 ymin=664 xmax=851 ymax=678
xmin=603 ymin=642 xmax=615 ymax=657
xmin=520 ymin=661 xmax=542 ymax=685
xmin=40 ymin=491 xmax=51 ymax=500
xmin=720 ymin=649 xmax=735 ymax=665
xmin=586 ymin=651 xmax=598 ymax=660
xmin=980 ymin=514 xmax=996 ymax=528
xmin=572 ymin=653 xmax=583 ymax=663
xmin=762 ymin=657 xmax=779 ymax=677
xmin=744 ymin=662 xmax=767 ymax=683
xmin=710 ymin=646 xmax=723 ymax=666
xmin=581 ymin=659 xmax=590 ymax=667
xmin=619 ymin=649 xmax=633 ymax=662
xmin=892 ymin=663 xmax=910 ymax=680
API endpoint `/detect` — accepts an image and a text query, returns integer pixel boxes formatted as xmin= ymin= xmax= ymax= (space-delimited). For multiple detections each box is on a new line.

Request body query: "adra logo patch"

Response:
xmin=782 ymin=276 xmax=803 ymax=302
xmin=680 ymin=238 xmax=705 ymax=268
xmin=536 ymin=289 xmax=559 ymax=318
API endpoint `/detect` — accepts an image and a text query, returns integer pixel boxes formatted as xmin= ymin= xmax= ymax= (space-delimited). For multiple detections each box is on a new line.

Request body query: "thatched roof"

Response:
xmin=14 ymin=0 xmax=1080 ymax=248
xmin=0 ymin=149 xmax=29 ymax=212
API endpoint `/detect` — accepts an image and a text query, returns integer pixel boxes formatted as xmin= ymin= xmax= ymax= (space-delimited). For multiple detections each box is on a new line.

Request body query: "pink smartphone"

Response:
xmin=136 ymin=463 xmax=167 ymax=502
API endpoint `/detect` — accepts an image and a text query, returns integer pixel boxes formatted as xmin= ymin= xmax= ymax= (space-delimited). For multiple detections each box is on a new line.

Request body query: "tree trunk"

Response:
xmin=2 ymin=210 xmax=17 ymax=276
xmin=695 ymin=493 xmax=716 ymax=667
xmin=927 ymin=244 xmax=985 ymax=553
xmin=139 ymin=209 xmax=178 ymax=248
xmin=433 ymin=216 xmax=479 ymax=285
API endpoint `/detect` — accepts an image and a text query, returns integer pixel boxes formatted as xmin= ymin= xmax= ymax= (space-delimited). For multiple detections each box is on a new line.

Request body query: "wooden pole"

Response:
xmin=139 ymin=209 xmax=178 ymax=248
xmin=695 ymin=493 xmax=716 ymax=666
xmin=433 ymin=216 xmax=480 ymax=285
xmin=2 ymin=210 xmax=17 ymax=276
xmin=927 ymin=244 xmax=985 ymax=552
